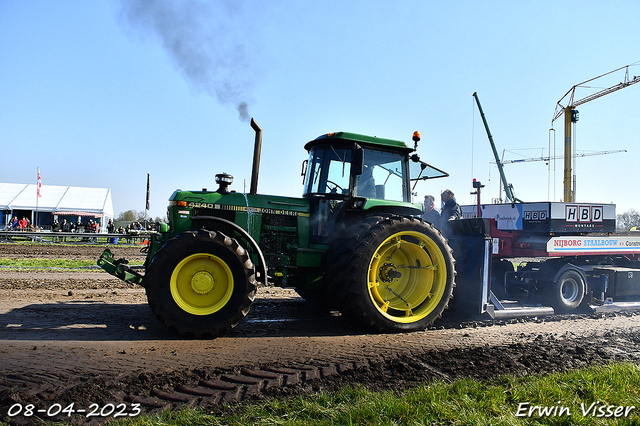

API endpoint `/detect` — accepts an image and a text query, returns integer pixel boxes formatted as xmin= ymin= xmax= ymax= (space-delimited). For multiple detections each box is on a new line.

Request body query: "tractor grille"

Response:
xmin=260 ymin=213 xmax=298 ymax=270
xmin=262 ymin=213 xmax=297 ymax=228
xmin=191 ymin=207 xmax=237 ymax=236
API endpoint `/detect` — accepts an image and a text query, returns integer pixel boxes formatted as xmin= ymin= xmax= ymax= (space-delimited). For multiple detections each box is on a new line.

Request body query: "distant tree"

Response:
xmin=116 ymin=209 xmax=146 ymax=222
xmin=116 ymin=210 xmax=135 ymax=222
xmin=617 ymin=209 xmax=640 ymax=231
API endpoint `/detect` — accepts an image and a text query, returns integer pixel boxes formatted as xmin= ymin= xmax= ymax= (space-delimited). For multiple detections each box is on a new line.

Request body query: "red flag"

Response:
xmin=37 ymin=168 xmax=42 ymax=198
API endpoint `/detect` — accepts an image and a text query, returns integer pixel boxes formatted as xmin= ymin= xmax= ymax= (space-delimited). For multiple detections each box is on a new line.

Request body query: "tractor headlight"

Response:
xmin=351 ymin=198 xmax=366 ymax=210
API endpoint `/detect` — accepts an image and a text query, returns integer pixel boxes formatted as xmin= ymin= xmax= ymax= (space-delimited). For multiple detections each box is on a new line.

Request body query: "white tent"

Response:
xmin=0 ymin=183 xmax=113 ymax=230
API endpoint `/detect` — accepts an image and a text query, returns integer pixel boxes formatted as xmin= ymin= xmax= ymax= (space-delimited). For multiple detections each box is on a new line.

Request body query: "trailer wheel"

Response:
xmin=491 ymin=259 xmax=514 ymax=300
xmin=145 ymin=229 xmax=256 ymax=338
xmin=549 ymin=269 xmax=585 ymax=313
xmin=333 ymin=216 xmax=455 ymax=332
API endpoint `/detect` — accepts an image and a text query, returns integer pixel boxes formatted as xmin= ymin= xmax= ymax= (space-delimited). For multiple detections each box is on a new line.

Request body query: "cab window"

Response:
xmin=303 ymin=147 xmax=351 ymax=196
xmin=357 ymin=149 xmax=407 ymax=202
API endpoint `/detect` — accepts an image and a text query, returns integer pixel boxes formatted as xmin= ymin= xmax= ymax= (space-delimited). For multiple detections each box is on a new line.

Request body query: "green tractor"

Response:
xmin=98 ymin=120 xmax=455 ymax=337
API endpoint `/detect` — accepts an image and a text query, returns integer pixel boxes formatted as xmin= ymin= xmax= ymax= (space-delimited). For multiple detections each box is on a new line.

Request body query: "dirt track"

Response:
xmin=2 ymin=243 xmax=640 ymax=424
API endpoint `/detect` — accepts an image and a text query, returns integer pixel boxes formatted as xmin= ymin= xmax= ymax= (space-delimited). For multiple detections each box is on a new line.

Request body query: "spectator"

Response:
xmin=84 ymin=220 xmax=92 ymax=242
xmin=62 ymin=219 xmax=70 ymax=242
xmin=52 ymin=219 xmax=60 ymax=242
xmin=440 ymin=189 xmax=461 ymax=224
xmin=421 ymin=195 xmax=441 ymax=226
xmin=91 ymin=220 xmax=100 ymax=243
xmin=106 ymin=219 xmax=115 ymax=243
xmin=440 ymin=189 xmax=461 ymax=243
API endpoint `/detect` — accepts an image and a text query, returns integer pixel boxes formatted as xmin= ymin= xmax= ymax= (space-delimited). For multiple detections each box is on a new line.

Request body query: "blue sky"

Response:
xmin=1 ymin=0 xmax=639 ymax=220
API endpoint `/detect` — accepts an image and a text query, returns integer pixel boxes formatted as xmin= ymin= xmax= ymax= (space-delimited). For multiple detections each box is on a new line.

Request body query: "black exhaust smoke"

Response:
xmin=119 ymin=0 xmax=254 ymax=122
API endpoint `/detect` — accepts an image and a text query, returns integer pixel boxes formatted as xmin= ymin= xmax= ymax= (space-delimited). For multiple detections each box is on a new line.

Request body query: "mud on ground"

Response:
xmin=1 ymin=242 xmax=640 ymax=424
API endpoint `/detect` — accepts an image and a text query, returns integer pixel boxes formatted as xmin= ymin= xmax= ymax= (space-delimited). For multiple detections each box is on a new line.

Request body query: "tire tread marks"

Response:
xmin=0 ymin=361 xmax=366 ymax=421
xmin=124 ymin=361 xmax=366 ymax=414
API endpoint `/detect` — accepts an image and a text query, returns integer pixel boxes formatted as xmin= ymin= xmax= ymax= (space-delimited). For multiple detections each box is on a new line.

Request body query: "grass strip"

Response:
xmin=0 ymin=258 xmax=143 ymax=268
xmin=98 ymin=362 xmax=640 ymax=426
xmin=0 ymin=258 xmax=97 ymax=268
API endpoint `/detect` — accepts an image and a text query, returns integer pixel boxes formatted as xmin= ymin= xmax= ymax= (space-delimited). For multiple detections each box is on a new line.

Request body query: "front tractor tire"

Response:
xmin=145 ymin=229 xmax=257 ymax=338
xmin=333 ymin=216 xmax=455 ymax=332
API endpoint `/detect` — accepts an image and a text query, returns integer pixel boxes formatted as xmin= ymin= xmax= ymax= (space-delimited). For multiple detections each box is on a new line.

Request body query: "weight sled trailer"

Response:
xmin=455 ymin=201 xmax=640 ymax=319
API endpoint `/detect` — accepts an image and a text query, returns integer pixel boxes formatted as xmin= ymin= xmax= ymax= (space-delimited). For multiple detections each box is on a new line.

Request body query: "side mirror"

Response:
xmin=351 ymin=144 xmax=364 ymax=176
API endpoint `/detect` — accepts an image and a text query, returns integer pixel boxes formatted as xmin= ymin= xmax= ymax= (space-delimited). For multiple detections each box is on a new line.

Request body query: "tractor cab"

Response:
xmin=301 ymin=132 xmax=448 ymax=241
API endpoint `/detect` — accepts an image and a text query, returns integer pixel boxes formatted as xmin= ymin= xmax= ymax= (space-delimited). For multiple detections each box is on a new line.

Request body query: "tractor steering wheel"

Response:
xmin=326 ymin=180 xmax=344 ymax=194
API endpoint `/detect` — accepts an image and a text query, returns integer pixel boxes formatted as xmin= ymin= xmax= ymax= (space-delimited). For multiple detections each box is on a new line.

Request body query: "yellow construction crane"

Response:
xmin=552 ymin=63 xmax=640 ymax=202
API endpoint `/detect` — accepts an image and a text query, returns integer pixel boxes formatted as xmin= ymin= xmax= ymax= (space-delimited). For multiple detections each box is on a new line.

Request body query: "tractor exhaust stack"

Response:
xmin=250 ymin=118 xmax=262 ymax=195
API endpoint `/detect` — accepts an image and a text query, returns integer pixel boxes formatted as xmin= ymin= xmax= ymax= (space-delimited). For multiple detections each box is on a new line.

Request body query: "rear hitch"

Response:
xmin=97 ymin=248 xmax=145 ymax=286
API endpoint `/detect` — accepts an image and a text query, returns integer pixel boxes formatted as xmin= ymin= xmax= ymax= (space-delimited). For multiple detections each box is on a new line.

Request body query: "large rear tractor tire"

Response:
xmin=145 ymin=229 xmax=257 ymax=338
xmin=331 ymin=216 xmax=456 ymax=332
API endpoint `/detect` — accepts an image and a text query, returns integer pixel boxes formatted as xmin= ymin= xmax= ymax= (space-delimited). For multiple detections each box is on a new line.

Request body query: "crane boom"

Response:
xmin=553 ymin=64 xmax=640 ymax=122
xmin=552 ymin=62 xmax=640 ymax=202
xmin=473 ymin=92 xmax=522 ymax=204
xmin=495 ymin=149 xmax=627 ymax=164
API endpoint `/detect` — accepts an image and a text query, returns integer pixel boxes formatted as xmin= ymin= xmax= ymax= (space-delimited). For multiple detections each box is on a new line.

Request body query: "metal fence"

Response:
xmin=0 ymin=229 xmax=151 ymax=245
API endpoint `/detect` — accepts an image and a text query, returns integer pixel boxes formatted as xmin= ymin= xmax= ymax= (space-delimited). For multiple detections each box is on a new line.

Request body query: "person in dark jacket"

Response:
xmin=421 ymin=195 xmax=441 ymax=226
xmin=62 ymin=219 xmax=70 ymax=242
xmin=440 ymin=189 xmax=461 ymax=224
xmin=440 ymin=189 xmax=461 ymax=241
xmin=52 ymin=219 xmax=60 ymax=242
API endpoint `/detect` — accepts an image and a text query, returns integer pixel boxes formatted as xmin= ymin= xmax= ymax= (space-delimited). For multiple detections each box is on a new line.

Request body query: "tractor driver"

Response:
xmin=356 ymin=164 xmax=377 ymax=198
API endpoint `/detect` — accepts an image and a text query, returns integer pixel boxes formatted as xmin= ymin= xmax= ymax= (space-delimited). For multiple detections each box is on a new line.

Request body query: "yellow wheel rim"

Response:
xmin=170 ymin=253 xmax=234 ymax=316
xmin=367 ymin=231 xmax=447 ymax=323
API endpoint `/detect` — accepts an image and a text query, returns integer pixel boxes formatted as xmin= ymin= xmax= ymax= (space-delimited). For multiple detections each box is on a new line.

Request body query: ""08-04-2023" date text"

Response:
xmin=7 ymin=402 xmax=141 ymax=419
